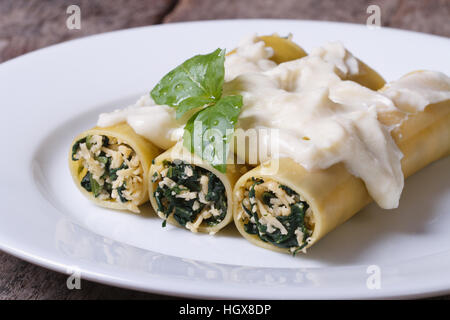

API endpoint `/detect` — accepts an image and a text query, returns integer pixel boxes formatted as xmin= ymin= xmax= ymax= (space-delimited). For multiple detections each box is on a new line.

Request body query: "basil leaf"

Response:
xmin=183 ymin=95 xmax=243 ymax=173
xmin=151 ymin=48 xmax=226 ymax=119
xmin=151 ymin=48 xmax=244 ymax=172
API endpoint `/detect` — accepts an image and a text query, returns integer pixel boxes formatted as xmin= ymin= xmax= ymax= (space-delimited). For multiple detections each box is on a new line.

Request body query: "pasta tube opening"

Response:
xmin=236 ymin=177 xmax=315 ymax=255
xmin=71 ymin=134 xmax=144 ymax=212
xmin=152 ymin=159 xmax=228 ymax=232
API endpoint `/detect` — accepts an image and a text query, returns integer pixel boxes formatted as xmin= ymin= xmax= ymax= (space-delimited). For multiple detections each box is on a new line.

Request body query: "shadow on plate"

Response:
xmin=301 ymin=157 xmax=450 ymax=265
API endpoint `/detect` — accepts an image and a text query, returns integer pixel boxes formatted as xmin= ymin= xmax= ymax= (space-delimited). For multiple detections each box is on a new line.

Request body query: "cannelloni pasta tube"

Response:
xmin=227 ymin=34 xmax=385 ymax=90
xmin=227 ymin=34 xmax=308 ymax=63
xmin=146 ymin=34 xmax=388 ymax=236
xmin=148 ymin=143 xmax=246 ymax=234
xmin=233 ymin=72 xmax=450 ymax=254
xmin=69 ymin=123 xmax=161 ymax=213
xmin=145 ymin=35 xmax=304 ymax=234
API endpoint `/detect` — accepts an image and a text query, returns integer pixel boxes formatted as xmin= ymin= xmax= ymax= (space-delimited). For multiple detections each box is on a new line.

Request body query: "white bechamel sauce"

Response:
xmin=224 ymin=39 xmax=405 ymax=208
xmin=224 ymin=34 xmax=277 ymax=81
xmin=227 ymin=77 xmax=404 ymax=208
xmin=381 ymin=70 xmax=450 ymax=113
xmin=97 ymin=35 xmax=450 ymax=209
xmin=98 ymin=95 xmax=183 ymax=150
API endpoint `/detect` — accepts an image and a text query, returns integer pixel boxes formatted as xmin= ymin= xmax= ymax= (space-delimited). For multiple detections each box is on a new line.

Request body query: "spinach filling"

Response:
xmin=153 ymin=160 xmax=227 ymax=229
xmin=72 ymin=135 xmax=133 ymax=203
xmin=242 ymin=178 xmax=312 ymax=255
xmin=71 ymin=137 xmax=86 ymax=161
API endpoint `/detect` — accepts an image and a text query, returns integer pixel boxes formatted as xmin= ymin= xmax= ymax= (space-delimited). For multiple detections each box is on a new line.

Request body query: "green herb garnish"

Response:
xmin=151 ymin=48 xmax=226 ymax=119
xmin=183 ymin=95 xmax=242 ymax=173
xmin=150 ymin=49 xmax=243 ymax=173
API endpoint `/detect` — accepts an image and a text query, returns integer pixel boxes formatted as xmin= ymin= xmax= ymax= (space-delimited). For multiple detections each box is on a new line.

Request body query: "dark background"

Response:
xmin=0 ymin=0 xmax=449 ymax=299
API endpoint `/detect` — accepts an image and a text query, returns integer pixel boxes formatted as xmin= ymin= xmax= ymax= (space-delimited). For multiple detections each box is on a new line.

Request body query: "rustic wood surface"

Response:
xmin=0 ymin=0 xmax=449 ymax=300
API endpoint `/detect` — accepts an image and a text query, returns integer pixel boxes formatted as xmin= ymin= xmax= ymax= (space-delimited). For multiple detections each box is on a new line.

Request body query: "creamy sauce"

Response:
xmin=381 ymin=70 xmax=450 ymax=112
xmin=224 ymin=34 xmax=277 ymax=81
xmin=97 ymin=35 xmax=450 ymax=209
xmin=226 ymin=76 xmax=403 ymax=208
xmin=98 ymin=95 xmax=183 ymax=150
xmin=223 ymin=39 xmax=404 ymax=208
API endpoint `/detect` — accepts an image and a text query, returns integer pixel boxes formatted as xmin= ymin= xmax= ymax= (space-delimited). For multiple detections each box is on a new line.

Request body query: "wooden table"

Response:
xmin=1 ymin=0 xmax=449 ymax=299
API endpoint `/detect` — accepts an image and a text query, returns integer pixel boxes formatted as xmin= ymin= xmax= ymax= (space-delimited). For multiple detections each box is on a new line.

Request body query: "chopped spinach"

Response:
xmin=262 ymin=191 xmax=276 ymax=208
xmin=203 ymin=171 xmax=227 ymax=226
xmin=109 ymin=162 xmax=128 ymax=182
xmin=279 ymin=184 xmax=296 ymax=197
xmin=102 ymin=136 xmax=109 ymax=147
xmin=117 ymin=183 xmax=128 ymax=203
xmin=95 ymin=155 xmax=109 ymax=165
xmin=73 ymin=134 xmax=133 ymax=203
xmin=85 ymin=135 xmax=94 ymax=149
xmin=153 ymin=160 xmax=227 ymax=228
xmin=80 ymin=171 xmax=92 ymax=192
xmin=173 ymin=206 xmax=196 ymax=226
xmin=104 ymin=182 xmax=113 ymax=196
xmin=243 ymin=178 xmax=311 ymax=255
xmin=71 ymin=137 xmax=86 ymax=161
xmin=90 ymin=175 xmax=101 ymax=198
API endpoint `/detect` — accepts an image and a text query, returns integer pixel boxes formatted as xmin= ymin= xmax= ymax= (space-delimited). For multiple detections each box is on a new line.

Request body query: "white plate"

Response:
xmin=1 ymin=19 xmax=449 ymax=299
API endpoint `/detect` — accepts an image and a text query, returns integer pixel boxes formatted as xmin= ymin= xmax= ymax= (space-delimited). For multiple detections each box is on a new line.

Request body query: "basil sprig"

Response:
xmin=151 ymin=48 xmax=243 ymax=173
